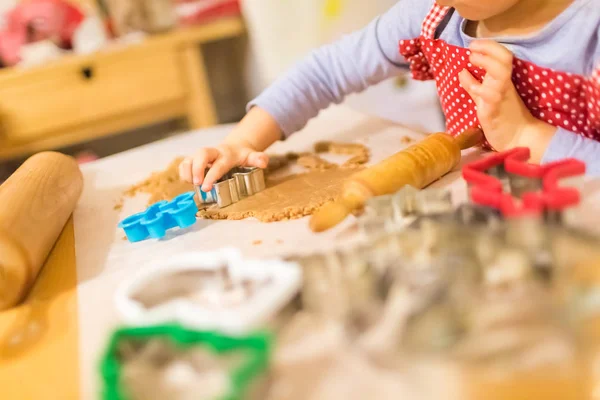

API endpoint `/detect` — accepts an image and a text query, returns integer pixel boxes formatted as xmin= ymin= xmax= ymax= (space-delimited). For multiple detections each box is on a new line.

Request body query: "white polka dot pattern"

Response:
xmin=401 ymin=37 xmax=487 ymax=144
xmin=399 ymin=3 xmax=600 ymax=148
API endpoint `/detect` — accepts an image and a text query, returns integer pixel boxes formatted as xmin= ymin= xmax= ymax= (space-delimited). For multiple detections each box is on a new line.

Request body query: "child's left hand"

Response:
xmin=459 ymin=40 xmax=556 ymax=163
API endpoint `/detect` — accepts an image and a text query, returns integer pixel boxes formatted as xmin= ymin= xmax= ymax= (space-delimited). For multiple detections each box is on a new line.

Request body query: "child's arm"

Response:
xmin=248 ymin=1 xmax=426 ymax=138
xmin=181 ymin=0 xmax=430 ymax=189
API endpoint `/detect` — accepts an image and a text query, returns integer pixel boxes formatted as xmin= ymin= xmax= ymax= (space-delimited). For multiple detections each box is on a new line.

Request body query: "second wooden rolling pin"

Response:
xmin=0 ymin=152 xmax=83 ymax=310
xmin=309 ymin=128 xmax=483 ymax=232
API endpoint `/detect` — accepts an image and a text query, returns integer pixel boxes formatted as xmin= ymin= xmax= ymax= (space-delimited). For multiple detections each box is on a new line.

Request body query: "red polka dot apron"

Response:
xmin=399 ymin=4 xmax=600 ymax=149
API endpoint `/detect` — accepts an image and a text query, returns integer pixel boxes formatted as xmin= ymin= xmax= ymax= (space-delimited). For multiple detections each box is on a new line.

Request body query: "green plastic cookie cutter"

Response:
xmin=99 ymin=324 xmax=272 ymax=400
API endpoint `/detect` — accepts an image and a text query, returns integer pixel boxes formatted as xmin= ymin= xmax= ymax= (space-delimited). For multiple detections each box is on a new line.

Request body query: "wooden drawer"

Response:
xmin=0 ymin=45 xmax=185 ymax=142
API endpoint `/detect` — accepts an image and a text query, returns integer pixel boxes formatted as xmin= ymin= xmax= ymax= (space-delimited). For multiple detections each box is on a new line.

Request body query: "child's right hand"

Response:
xmin=179 ymin=141 xmax=269 ymax=192
xmin=179 ymin=107 xmax=281 ymax=191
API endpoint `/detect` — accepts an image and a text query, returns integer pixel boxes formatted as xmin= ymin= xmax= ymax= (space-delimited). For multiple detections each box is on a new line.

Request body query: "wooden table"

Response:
xmin=0 ymin=17 xmax=245 ymax=161
xmin=0 ymin=105 xmax=599 ymax=399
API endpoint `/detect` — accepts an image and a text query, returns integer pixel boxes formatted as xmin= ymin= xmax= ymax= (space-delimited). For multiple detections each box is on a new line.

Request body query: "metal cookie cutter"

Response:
xmin=505 ymin=150 xmax=586 ymax=223
xmin=359 ymin=185 xmax=453 ymax=236
xmin=409 ymin=203 xmax=502 ymax=231
xmin=196 ymin=167 xmax=266 ymax=208
xmin=462 ymin=148 xmax=586 ymax=223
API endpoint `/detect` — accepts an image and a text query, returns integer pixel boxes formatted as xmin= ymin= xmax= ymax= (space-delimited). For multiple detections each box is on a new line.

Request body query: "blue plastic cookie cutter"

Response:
xmin=118 ymin=192 xmax=198 ymax=243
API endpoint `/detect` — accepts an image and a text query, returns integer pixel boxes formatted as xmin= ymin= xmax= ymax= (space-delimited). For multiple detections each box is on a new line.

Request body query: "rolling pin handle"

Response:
xmin=309 ymin=201 xmax=351 ymax=233
xmin=453 ymin=128 xmax=484 ymax=150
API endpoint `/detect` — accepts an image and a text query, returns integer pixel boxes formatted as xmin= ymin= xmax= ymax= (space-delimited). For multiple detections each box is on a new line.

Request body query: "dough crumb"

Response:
xmin=124 ymin=157 xmax=194 ymax=206
xmin=114 ymin=202 xmax=123 ymax=211
xmin=401 ymin=136 xmax=414 ymax=144
xmin=314 ymin=141 xmax=369 ymax=157
xmin=276 ymin=239 xmax=284 ymax=244
xmin=342 ymin=154 xmax=370 ymax=168
xmin=253 ymin=240 xmax=263 ymax=246
xmin=296 ymin=154 xmax=336 ymax=171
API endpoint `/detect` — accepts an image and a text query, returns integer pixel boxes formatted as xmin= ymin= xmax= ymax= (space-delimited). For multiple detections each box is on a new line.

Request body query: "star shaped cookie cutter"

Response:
xmin=196 ymin=167 xmax=266 ymax=208
xmin=462 ymin=147 xmax=586 ymax=222
xmin=118 ymin=192 xmax=198 ymax=243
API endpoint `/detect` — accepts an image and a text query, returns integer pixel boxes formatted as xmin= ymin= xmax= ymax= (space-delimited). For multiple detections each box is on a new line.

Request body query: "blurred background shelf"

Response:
xmin=0 ymin=16 xmax=245 ymax=161
xmin=0 ymin=0 xmax=444 ymax=180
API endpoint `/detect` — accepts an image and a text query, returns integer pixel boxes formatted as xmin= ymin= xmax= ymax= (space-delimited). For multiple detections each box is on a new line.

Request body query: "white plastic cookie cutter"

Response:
xmin=115 ymin=248 xmax=302 ymax=335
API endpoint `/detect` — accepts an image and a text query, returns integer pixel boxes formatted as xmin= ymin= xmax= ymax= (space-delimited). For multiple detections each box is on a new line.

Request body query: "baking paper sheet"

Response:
xmin=72 ymin=105 xmax=600 ymax=398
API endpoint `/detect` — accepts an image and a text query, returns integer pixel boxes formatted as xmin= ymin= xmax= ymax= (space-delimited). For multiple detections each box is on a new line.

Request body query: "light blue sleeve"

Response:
xmin=248 ymin=0 xmax=432 ymax=138
xmin=541 ymin=128 xmax=600 ymax=176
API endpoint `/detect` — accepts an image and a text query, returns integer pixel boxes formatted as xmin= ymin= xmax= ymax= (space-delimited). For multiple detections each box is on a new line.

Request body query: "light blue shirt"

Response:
xmin=249 ymin=0 xmax=600 ymax=175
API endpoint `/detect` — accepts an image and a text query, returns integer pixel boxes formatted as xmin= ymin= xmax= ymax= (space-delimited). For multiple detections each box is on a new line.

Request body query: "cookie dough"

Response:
xmin=199 ymin=167 xmax=362 ymax=222
xmin=315 ymin=141 xmax=370 ymax=157
xmin=315 ymin=141 xmax=370 ymax=168
xmin=296 ymin=154 xmax=337 ymax=171
xmin=124 ymin=157 xmax=194 ymax=205
xmin=124 ymin=142 xmax=370 ymax=222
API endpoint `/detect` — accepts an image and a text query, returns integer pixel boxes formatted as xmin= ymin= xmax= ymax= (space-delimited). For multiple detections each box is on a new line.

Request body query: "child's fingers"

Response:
xmin=470 ymin=39 xmax=513 ymax=66
xmin=460 ymin=69 xmax=503 ymax=105
xmin=179 ymin=158 xmax=193 ymax=183
xmin=472 ymin=84 xmax=503 ymax=105
xmin=459 ymin=69 xmax=482 ymax=101
xmin=245 ymin=152 xmax=269 ymax=169
xmin=191 ymin=148 xmax=220 ymax=186
xmin=469 ymin=40 xmax=513 ymax=87
xmin=469 ymin=53 xmax=512 ymax=89
xmin=201 ymin=156 xmax=235 ymax=192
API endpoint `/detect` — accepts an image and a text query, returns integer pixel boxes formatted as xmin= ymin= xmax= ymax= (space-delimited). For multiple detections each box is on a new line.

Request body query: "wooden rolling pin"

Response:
xmin=0 ymin=152 xmax=83 ymax=310
xmin=310 ymin=128 xmax=483 ymax=232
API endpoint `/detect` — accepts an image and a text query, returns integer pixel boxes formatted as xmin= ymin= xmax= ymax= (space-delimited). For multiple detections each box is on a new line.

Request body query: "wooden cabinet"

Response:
xmin=0 ymin=17 xmax=245 ymax=160
xmin=0 ymin=46 xmax=184 ymax=142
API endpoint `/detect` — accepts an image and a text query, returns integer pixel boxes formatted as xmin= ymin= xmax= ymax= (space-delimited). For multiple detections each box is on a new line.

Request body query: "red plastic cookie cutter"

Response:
xmin=462 ymin=148 xmax=586 ymax=219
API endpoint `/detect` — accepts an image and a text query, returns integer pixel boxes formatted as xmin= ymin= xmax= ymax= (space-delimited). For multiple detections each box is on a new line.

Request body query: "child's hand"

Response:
xmin=179 ymin=107 xmax=281 ymax=191
xmin=459 ymin=40 xmax=556 ymax=162
xmin=179 ymin=140 xmax=268 ymax=191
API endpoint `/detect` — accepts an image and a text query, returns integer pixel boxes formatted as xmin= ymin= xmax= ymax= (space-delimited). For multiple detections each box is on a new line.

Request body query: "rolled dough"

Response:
xmin=199 ymin=168 xmax=362 ymax=222
xmin=124 ymin=142 xmax=370 ymax=222
xmin=200 ymin=142 xmax=369 ymax=222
